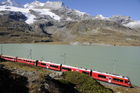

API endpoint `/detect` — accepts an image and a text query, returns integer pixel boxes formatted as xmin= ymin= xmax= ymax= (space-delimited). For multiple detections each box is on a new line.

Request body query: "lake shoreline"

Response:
xmin=0 ymin=41 xmax=140 ymax=47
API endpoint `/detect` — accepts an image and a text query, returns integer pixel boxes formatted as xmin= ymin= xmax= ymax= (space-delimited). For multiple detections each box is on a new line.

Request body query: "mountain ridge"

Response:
xmin=0 ymin=0 xmax=140 ymax=46
xmin=0 ymin=0 xmax=139 ymax=27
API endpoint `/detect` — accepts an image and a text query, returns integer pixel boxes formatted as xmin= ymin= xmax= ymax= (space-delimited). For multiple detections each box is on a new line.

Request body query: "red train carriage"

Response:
xmin=1 ymin=55 xmax=15 ymax=62
xmin=16 ymin=57 xmax=35 ymax=65
xmin=37 ymin=61 xmax=49 ymax=68
xmin=46 ymin=62 xmax=61 ymax=71
xmin=26 ymin=59 xmax=36 ymax=65
xmin=109 ymin=75 xmax=131 ymax=87
xmin=92 ymin=71 xmax=132 ymax=87
xmin=92 ymin=71 xmax=109 ymax=82
xmin=1 ymin=55 xmax=35 ymax=65
xmin=78 ymin=68 xmax=92 ymax=76
xmin=61 ymin=65 xmax=79 ymax=72
xmin=61 ymin=65 xmax=92 ymax=76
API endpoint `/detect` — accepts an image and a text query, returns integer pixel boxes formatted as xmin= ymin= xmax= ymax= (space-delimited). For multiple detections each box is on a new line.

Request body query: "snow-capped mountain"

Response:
xmin=110 ymin=16 xmax=133 ymax=24
xmin=24 ymin=0 xmax=45 ymax=9
xmin=24 ymin=0 xmax=65 ymax=9
xmin=0 ymin=0 xmax=140 ymax=28
xmin=0 ymin=0 xmax=91 ymax=24
xmin=0 ymin=0 xmax=139 ymax=29
xmin=0 ymin=0 xmax=140 ymax=45
xmin=109 ymin=16 xmax=140 ymax=29
xmin=1 ymin=0 xmax=139 ymax=27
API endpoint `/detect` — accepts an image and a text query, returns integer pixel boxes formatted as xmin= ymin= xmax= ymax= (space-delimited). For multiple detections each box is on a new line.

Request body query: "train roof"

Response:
xmin=44 ymin=61 xmax=61 ymax=65
xmin=2 ymin=55 xmax=15 ymax=58
xmin=2 ymin=55 xmax=35 ymax=61
xmin=17 ymin=57 xmax=36 ymax=62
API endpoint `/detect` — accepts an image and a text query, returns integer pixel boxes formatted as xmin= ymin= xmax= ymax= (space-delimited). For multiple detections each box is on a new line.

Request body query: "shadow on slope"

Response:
xmin=0 ymin=64 xmax=28 ymax=93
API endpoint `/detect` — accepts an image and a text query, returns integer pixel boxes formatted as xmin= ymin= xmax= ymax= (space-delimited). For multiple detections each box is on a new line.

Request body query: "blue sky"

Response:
xmin=4 ymin=0 xmax=140 ymax=20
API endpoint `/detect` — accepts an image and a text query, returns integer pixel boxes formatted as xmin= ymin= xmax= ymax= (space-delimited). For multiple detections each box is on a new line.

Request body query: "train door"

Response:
xmin=46 ymin=64 xmax=49 ymax=69
xmin=108 ymin=77 xmax=112 ymax=83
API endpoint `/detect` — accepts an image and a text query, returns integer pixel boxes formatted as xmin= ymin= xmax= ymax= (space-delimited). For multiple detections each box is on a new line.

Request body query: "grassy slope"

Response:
xmin=75 ymin=29 xmax=140 ymax=46
xmin=60 ymin=71 xmax=113 ymax=93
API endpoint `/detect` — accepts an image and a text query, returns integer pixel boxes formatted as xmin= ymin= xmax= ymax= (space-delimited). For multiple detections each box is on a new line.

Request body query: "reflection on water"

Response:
xmin=0 ymin=44 xmax=140 ymax=86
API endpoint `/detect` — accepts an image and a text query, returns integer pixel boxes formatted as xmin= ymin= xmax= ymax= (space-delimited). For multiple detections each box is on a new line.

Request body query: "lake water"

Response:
xmin=0 ymin=44 xmax=140 ymax=86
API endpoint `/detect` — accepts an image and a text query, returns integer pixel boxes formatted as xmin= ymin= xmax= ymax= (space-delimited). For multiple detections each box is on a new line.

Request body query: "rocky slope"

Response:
xmin=0 ymin=0 xmax=140 ymax=46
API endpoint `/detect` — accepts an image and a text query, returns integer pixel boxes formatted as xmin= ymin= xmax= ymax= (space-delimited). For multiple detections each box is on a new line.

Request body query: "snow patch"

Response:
xmin=66 ymin=17 xmax=73 ymax=21
xmin=74 ymin=10 xmax=85 ymax=16
xmin=24 ymin=1 xmax=45 ymax=8
xmin=24 ymin=13 xmax=36 ymax=24
xmin=33 ymin=9 xmax=60 ymax=20
xmin=95 ymin=15 xmax=109 ymax=20
xmin=0 ymin=5 xmax=61 ymax=24
xmin=124 ymin=21 xmax=140 ymax=28
xmin=44 ymin=1 xmax=64 ymax=9
xmin=24 ymin=1 xmax=64 ymax=9
xmin=0 ymin=6 xmax=36 ymax=24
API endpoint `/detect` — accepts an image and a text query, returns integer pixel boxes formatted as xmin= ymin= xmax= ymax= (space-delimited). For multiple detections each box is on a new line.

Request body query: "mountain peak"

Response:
xmin=110 ymin=15 xmax=133 ymax=24
xmin=24 ymin=0 xmax=65 ymax=9
xmin=44 ymin=1 xmax=65 ymax=9
xmin=24 ymin=0 xmax=44 ymax=8
xmin=95 ymin=15 xmax=109 ymax=20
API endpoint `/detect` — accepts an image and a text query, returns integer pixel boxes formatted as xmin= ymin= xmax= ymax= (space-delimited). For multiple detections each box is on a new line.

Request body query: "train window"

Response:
xmin=82 ymin=71 xmax=89 ymax=74
xmin=98 ymin=74 xmax=106 ymax=78
xmin=62 ymin=67 xmax=71 ymax=71
xmin=125 ymin=80 xmax=128 ymax=83
xmin=50 ymin=65 xmax=59 ymax=68
xmin=113 ymin=78 xmax=123 ymax=82
xmin=40 ymin=63 xmax=46 ymax=66
xmin=29 ymin=60 xmax=34 ymax=63
xmin=27 ymin=60 xmax=31 ymax=62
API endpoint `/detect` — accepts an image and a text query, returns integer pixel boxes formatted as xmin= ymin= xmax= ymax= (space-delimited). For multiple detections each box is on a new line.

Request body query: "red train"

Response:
xmin=0 ymin=55 xmax=132 ymax=87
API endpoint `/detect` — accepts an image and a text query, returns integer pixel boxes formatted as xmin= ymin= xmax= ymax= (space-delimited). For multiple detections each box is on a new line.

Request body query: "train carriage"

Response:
xmin=92 ymin=71 xmax=132 ymax=87
xmin=78 ymin=68 xmax=92 ymax=76
xmin=16 ymin=57 xmax=35 ymax=65
xmin=61 ymin=65 xmax=79 ymax=72
xmin=109 ymin=75 xmax=131 ymax=87
xmin=46 ymin=62 xmax=61 ymax=71
xmin=1 ymin=55 xmax=15 ymax=62
xmin=37 ymin=61 xmax=49 ymax=68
